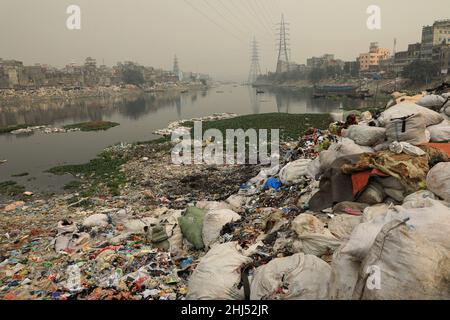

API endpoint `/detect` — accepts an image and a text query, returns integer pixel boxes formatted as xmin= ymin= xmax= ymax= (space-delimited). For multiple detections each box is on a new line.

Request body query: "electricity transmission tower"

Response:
xmin=173 ymin=55 xmax=181 ymax=81
xmin=248 ymin=37 xmax=262 ymax=84
xmin=276 ymin=14 xmax=290 ymax=74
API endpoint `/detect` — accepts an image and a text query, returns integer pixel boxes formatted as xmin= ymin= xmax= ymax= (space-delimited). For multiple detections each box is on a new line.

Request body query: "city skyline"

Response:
xmin=1 ymin=0 xmax=449 ymax=80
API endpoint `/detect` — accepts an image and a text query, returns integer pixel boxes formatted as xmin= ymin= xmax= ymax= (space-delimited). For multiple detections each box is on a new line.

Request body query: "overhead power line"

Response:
xmin=201 ymin=0 xmax=249 ymax=39
xmin=242 ymin=0 xmax=273 ymax=35
xmin=216 ymin=0 xmax=269 ymax=42
xmin=253 ymin=0 xmax=274 ymax=28
xmin=183 ymin=0 xmax=246 ymax=43
xmin=227 ymin=0 xmax=273 ymax=43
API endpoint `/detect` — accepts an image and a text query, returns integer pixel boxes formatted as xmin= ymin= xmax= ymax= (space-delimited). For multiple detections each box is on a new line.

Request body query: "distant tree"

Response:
xmin=121 ymin=69 xmax=144 ymax=86
xmin=402 ymin=59 xmax=439 ymax=84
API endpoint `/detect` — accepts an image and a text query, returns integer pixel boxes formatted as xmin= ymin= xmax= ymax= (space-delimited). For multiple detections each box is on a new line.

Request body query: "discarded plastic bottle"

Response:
xmin=66 ymin=264 xmax=83 ymax=292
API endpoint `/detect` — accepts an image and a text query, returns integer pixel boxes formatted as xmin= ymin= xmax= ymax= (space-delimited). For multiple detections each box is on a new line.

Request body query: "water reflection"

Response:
xmin=0 ymin=91 xmax=198 ymax=127
xmin=0 ymin=85 xmax=372 ymax=192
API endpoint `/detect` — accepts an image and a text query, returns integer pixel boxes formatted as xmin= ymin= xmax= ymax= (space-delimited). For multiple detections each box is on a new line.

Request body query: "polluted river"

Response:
xmin=0 ymin=85 xmax=372 ymax=194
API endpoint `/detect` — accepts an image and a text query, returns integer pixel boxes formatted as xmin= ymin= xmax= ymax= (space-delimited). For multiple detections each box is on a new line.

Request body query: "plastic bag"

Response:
xmin=187 ymin=242 xmax=252 ymax=300
xmin=378 ymin=102 xmax=443 ymax=127
xmin=427 ymin=120 xmax=450 ymax=142
xmin=341 ymin=125 xmax=386 ymax=147
xmin=426 ymin=162 xmax=450 ymax=202
xmin=250 ymin=253 xmax=331 ymax=300
xmin=353 ymin=220 xmax=450 ymax=299
xmin=202 ymin=209 xmax=241 ymax=248
xmin=385 ymin=113 xmax=429 ymax=145
xmin=291 ymin=214 xmax=342 ymax=256
xmin=279 ymin=159 xmax=312 ymax=185
xmin=178 ymin=207 xmax=206 ymax=250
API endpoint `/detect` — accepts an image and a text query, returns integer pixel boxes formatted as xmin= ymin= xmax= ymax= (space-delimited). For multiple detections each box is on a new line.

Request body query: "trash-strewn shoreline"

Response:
xmin=0 ymin=83 xmax=207 ymax=107
xmin=1 ymin=87 xmax=450 ymax=300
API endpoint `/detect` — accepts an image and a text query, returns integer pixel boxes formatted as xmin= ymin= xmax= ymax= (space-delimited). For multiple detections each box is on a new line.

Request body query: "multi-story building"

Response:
xmin=83 ymin=57 xmax=99 ymax=87
xmin=307 ymin=54 xmax=343 ymax=69
xmin=432 ymin=42 xmax=450 ymax=75
xmin=343 ymin=61 xmax=360 ymax=76
xmin=359 ymin=42 xmax=391 ymax=72
xmin=407 ymin=43 xmax=422 ymax=62
xmin=433 ymin=20 xmax=450 ymax=45
xmin=421 ymin=20 xmax=450 ymax=60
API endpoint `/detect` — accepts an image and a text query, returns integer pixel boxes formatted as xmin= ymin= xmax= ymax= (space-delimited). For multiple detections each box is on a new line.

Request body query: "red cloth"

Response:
xmin=351 ymin=169 xmax=388 ymax=197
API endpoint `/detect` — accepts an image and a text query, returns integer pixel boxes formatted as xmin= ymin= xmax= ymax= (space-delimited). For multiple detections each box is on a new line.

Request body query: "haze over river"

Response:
xmin=0 ymin=85 xmax=371 ymax=193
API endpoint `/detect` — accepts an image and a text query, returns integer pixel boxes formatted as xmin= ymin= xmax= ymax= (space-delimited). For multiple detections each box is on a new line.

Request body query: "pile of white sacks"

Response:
xmin=185 ymin=92 xmax=450 ymax=300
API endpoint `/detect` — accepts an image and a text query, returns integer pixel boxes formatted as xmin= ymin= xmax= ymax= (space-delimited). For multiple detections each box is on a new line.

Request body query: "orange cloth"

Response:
xmin=423 ymin=142 xmax=450 ymax=156
xmin=351 ymin=169 xmax=388 ymax=197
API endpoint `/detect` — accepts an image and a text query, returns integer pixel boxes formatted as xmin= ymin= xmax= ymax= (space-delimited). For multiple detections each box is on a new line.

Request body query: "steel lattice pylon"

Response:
xmin=248 ymin=37 xmax=262 ymax=84
xmin=276 ymin=14 xmax=290 ymax=74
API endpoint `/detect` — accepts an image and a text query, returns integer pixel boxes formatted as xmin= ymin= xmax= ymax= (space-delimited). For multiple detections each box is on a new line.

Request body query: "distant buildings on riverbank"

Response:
xmin=0 ymin=57 xmax=211 ymax=90
xmin=265 ymin=18 xmax=449 ymax=82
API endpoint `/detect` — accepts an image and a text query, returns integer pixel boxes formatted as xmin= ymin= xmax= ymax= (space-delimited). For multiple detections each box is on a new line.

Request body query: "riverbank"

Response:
xmin=0 ymin=83 xmax=209 ymax=107
xmin=254 ymin=77 xmax=444 ymax=95
xmin=0 ymin=112 xmax=335 ymax=299
xmin=2 ymin=102 xmax=448 ymax=300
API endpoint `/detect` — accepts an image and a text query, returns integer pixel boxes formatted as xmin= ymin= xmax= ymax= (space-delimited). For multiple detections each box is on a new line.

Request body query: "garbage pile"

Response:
xmin=153 ymin=113 xmax=238 ymax=136
xmin=0 ymin=86 xmax=130 ymax=104
xmin=181 ymin=89 xmax=450 ymax=300
xmin=1 ymin=89 xmax=450 ymax=300
xmin=10 ymin=126 xmax=81 ymax=135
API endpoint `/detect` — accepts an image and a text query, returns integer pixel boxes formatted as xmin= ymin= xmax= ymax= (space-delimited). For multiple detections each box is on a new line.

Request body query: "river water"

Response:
xmin=0 ymin=85 xmax=372 ymax=193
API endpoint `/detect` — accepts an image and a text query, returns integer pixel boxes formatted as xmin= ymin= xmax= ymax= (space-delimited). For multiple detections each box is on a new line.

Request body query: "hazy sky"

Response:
xmin=1 ymin=0 xmax=449 ymax=80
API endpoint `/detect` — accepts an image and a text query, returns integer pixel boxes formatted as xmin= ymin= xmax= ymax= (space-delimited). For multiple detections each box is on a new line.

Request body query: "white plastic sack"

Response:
xmin=158 ymin=209 xmax=184 ymax=256
xmin=187 ymin=242 xmax=252 ymax=300
xmin=279 ymin=159 xmax=312 ymax=185
xmin=54 ymin=232 xmax=90 ymax=253
xmin=402 ymin=190 xmax=436 ymax=209
xmin=353 ymin=220 xmax=450 ymax=299
xmin=328 ymin=214 xmax=362 ymax=241
xmin=57 ymin=220 xmax=77 ymax=235
xmin=417 ymin=94 xmax=446 ymax=109
xmin=306 ymin=158 xmax=321 ymax=180
xmin=427 ymin=120 xmax=450 ymax=142
xmin=328 ymin=248 xmax=360 ymax=300
xmin=250 ymin=253 xmax=331 ymax=300
xmin=291 ymin=214 xmax=342 ymax=256
xmin=442 ymin=104 xmax=450 ymax=117
xmin=225 ymin=195 xmax=247 ymax=211
xmin=373 ymin=141 xmax=390 ymax=152
xmin=343 ymin=198 xmax=450 ymax=260
xmin=393 ymin=199 xmax=450 ymax=251
xmin=341 ymin=212 xmax=393 ymax=260
xmin=82 ymin=214 xmax=110 ymax=228
xmin=196 ymin=201 xmax=231 ymax=211
xmin=123 ymin=217 xmax=158 ymax=233
xmin=319 ymin=138 xmax=373 ymax=171
xmin=385 ymin=113 xmax=429 ymax=145
xmin=427 ymin=162 xmax=450 ymax=202
xmin=202 ymin=209 xmax=241 ymax=248
xmin=378 ymin=102 xmax=443 ymax=127
xmin=362 ymin=204 xmax=390 ymax=222
xmin=341 ymin=125 xmax=386 ymax=147
xmin=247 ymin=165 xmax=280 ymax=186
